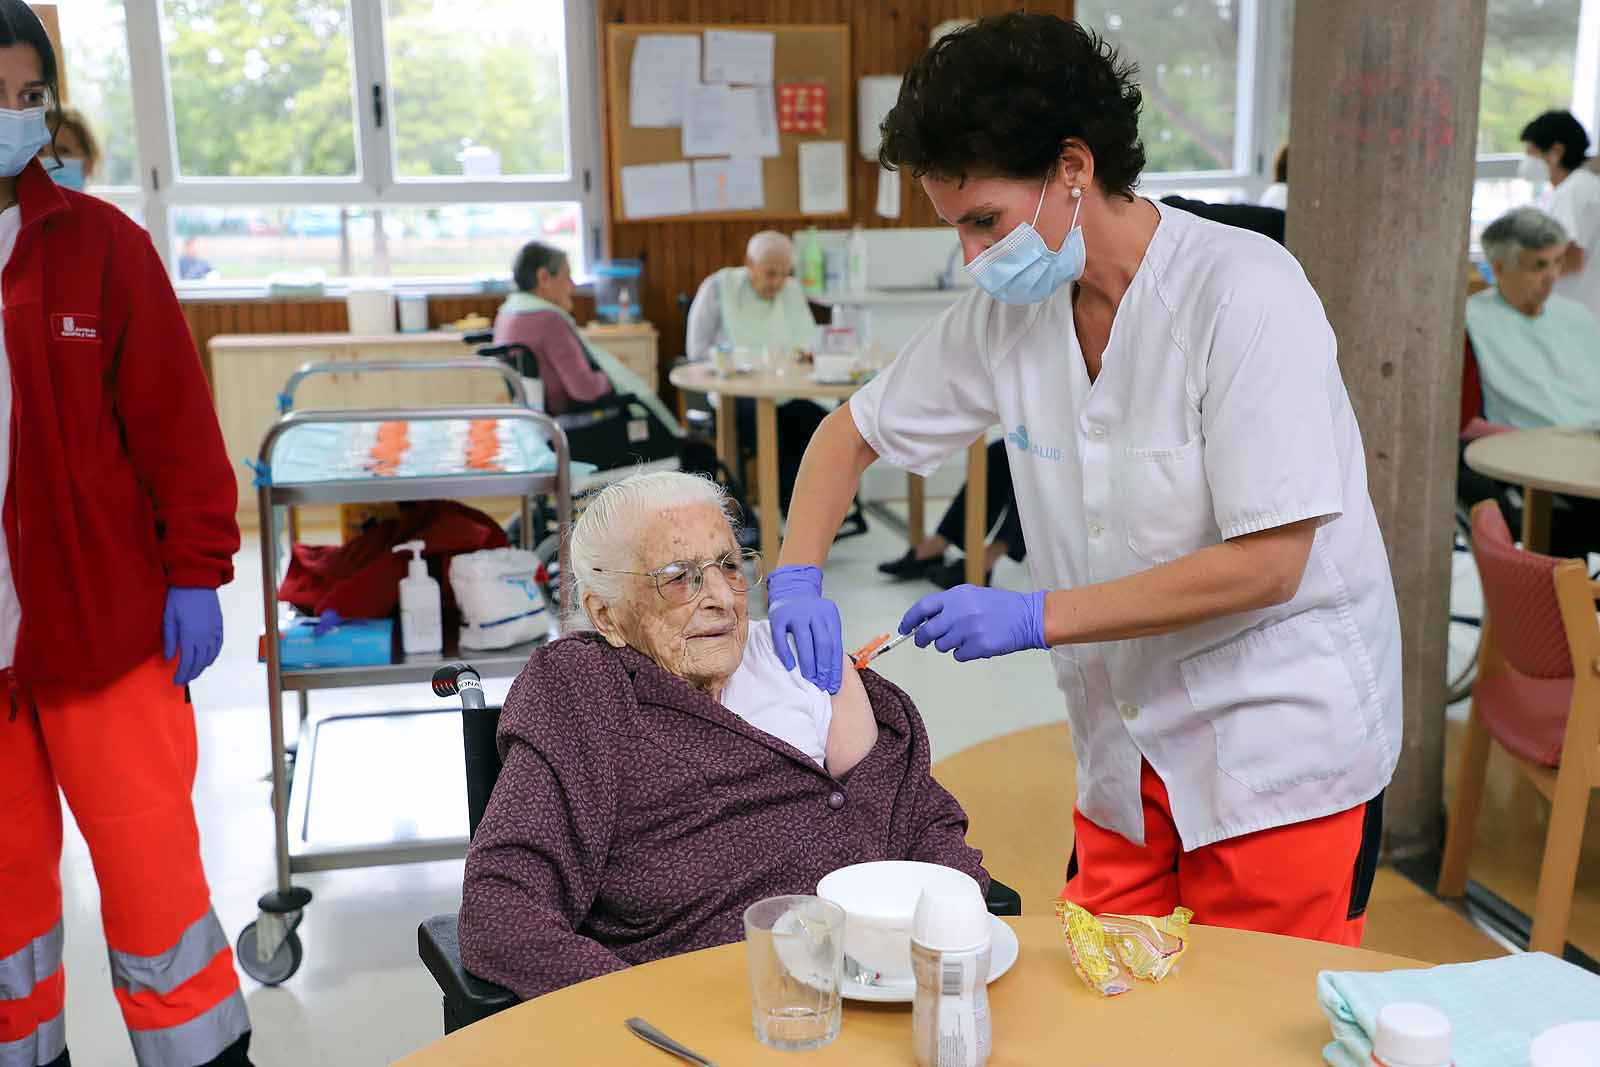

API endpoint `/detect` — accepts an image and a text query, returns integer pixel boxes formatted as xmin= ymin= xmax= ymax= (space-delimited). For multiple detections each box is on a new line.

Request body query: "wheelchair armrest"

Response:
xmin=461 ymin=329 xmax=494 ymax=346
xmin=984 ymin=878 xmax=1022 ymax=917
xmin=417 ymin=914 xmax=519 ymax=1027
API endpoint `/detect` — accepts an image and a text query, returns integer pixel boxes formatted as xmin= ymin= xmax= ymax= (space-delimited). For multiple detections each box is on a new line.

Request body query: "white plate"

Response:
xmin=842 ymin=916 xmax=1020 ymax=1003
xmin=807 ymin=371 xmax=857 ymax=385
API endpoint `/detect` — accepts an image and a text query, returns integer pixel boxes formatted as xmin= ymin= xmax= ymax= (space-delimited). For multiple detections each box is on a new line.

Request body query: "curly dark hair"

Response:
xmin=878 ymin=13 xmax=1146 ymax=200
xmin=1519 ymin=110 xmax=1591 ymax=170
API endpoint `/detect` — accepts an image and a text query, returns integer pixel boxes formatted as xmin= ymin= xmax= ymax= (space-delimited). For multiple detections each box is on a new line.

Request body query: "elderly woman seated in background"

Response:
xmin=493 ymin=240 xmax=678 ymax=430
xmin=685 ymin=231 xmax=829 ymax=511
xmin=459 ymin=470 xmax=987 ymax=1000
xmin=1462 ymin=206 xmax=1600 ymax=558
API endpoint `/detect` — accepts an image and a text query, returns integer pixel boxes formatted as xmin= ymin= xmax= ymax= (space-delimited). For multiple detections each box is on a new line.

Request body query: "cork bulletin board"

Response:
xmin=604 ymin=23 xmax=852 ymax=223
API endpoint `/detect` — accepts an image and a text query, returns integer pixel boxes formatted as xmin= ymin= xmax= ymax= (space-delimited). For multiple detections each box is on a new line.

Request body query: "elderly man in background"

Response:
xmin=685 ymin=231 xmax=830 ymax=512
xmin=1463 ymin=206 xmax=1600 ymax=558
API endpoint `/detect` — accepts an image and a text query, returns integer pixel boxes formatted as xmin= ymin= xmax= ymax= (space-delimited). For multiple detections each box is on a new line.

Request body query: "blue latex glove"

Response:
xmin=901 ymin=585 xmax=1048 ymax=662
xmin=163 ymin=587 xmax=224 ymax=687
xmin=766 ymin=564 xmax=842 ymax=693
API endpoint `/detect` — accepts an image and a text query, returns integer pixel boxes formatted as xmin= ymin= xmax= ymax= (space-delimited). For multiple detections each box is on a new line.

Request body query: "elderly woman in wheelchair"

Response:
xmin=457 ymin=470 xmax=994 ymax=1000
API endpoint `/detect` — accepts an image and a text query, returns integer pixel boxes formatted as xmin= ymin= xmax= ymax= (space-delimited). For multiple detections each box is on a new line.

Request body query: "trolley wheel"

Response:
xmin=236 ymin=921 xmax=303 ymax=986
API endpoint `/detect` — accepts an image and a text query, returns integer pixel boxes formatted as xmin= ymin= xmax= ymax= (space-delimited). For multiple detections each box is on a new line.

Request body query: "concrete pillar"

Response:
xmin=1286 ymin=2 xmax=1487 ymax=856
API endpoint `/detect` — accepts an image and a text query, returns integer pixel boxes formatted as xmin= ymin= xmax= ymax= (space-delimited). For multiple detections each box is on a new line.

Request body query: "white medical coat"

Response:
xmin=850 ymin=201 xmax=1402 ymax=850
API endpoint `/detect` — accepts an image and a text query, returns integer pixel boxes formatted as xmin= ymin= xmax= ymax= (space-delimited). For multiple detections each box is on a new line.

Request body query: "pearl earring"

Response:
xmin=1070 ymin=186 xmax=1082 ymax=199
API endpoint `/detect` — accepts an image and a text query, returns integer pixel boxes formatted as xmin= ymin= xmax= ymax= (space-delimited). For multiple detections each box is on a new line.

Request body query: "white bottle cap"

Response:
xmin=1372 ymin=1002 xmax=1452 ymax=1067
xmin=1530 ymin=1021 xmax=1600 ymax=1067
xmin=911 ymin=885 xmax=990 ymax=953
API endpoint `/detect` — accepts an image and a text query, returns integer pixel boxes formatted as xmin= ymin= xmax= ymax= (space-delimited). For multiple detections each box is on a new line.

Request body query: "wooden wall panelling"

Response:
xmin=598 ymin=1 xmax=1074 ymax=405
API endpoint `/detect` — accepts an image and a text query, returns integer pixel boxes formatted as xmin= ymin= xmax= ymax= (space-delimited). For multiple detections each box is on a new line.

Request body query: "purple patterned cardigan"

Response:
xmin=458 ymin=634 xmax=989 ymax=1000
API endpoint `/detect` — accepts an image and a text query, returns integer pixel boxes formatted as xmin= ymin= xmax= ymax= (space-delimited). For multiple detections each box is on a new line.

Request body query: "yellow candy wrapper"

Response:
xmin=1054 ymin=899 xmax=1193 ymax=997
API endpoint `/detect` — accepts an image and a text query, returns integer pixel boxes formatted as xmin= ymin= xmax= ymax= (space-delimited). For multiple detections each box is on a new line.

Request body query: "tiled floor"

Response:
xmin=47 ymin=504 xmax=1592 ymax=1065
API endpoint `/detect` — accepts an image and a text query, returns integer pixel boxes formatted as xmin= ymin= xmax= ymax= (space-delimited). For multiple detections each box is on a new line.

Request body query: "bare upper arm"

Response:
xmin=824 ymin=653 xmax=878 ymax=777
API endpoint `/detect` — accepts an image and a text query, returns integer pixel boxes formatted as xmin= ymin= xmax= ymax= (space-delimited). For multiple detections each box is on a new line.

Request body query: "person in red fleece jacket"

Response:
xmin=0 ymin=6 xmax=252 ymax=1067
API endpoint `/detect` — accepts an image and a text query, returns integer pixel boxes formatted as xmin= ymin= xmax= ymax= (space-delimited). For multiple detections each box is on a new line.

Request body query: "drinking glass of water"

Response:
xmin=743 ymin=895 xmax=845 ymax=1051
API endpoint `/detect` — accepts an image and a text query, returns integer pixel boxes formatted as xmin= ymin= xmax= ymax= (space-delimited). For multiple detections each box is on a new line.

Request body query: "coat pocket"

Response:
xmin=1179 ymin=612 xmax=1366 ymax=794
xmin=1122 ymin=435 xmax=1218 ymax=564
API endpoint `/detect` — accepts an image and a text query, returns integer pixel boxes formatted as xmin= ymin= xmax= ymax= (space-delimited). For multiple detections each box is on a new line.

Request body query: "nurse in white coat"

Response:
xmin=763 ymin=12 xmax=1402 ymax=945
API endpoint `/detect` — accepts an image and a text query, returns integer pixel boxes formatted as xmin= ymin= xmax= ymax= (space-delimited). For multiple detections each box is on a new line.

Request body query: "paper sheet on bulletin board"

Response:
xmin=606 ymin=23 xmax=851 ymax=223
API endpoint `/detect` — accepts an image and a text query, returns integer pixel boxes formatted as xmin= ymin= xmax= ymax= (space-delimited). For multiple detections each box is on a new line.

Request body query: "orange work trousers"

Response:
xmin=0 ymin=655 xmax=249 ymax=1067
xmin=1063 ymin=761 xmax=1383 ymax=946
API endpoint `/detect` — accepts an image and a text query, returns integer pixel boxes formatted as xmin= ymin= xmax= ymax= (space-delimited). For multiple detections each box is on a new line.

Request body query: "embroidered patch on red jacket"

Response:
xmin=51 ymin=314 xmax=100 ymax=342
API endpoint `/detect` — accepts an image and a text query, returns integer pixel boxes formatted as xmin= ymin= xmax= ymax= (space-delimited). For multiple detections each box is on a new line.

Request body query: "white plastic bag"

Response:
xmin=452 ymin=548 xmax=548 ymax=650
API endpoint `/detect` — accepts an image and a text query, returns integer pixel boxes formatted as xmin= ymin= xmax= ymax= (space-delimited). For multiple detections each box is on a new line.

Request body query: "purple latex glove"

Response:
xmin=900 ymin=585 xmax=1047 ymax=662
xmin=766 ymin=564 xmax=842 ymax=693
xmin=163 ymin=587 xmax=224 ymax=687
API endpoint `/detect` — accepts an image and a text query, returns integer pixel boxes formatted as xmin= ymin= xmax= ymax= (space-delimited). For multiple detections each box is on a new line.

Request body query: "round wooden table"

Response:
xmin=1463 ymin=426 xmax=1600 ymax=552
xmin=395 ymin=917 xmax=1421 ymax=1065
xmin=669 ymin=359 xmax=992 ymax=584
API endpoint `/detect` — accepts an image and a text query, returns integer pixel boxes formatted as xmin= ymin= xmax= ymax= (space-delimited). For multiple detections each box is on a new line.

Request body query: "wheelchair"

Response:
xmin=417 ymin=662 xmax=1023 ymax=1035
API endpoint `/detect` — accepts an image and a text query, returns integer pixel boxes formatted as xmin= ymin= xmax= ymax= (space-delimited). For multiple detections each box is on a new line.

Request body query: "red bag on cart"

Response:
xmin=277 ymin=500 xmax=509 ymax=619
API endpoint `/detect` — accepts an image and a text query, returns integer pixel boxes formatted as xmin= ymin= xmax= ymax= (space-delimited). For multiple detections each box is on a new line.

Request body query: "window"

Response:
xmin=1478 ymin=0 xmax=1584 ymax=155
xmin=1082 ymin=0 xmax=1244 ymax=174
xmin=160 ymin=0 xmax=360 ymax=179
xmin=1469 ymin=0 xmax=1599 ymax=250
xmin=1072 ymin=0 xmax=1292 ymax=203
xmin=53 ymin=0 xmax=138 ymax=187
xmin=56 ymin=0 xmax=599 ymax=288
xmin=384 ymin=0 xmax=571 ymax=181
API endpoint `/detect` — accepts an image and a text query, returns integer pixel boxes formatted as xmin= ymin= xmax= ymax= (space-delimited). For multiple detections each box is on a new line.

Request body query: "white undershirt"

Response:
xmin=720 ymin=619 xmax=833 ymax=766
xmin=0 ymin=205 xmax=22 ymax=668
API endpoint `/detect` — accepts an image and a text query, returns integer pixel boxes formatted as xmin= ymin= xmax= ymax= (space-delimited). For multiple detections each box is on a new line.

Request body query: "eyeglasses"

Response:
xmin=593 ymin=549 xmax=764 ymax=605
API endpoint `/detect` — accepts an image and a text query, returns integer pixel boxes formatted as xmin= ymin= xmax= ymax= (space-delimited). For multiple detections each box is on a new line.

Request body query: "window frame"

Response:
xmin=117 ymin=0 xmax=603 ymax=292
xmin=1103 ymin=0 xmax=1289 ymax=204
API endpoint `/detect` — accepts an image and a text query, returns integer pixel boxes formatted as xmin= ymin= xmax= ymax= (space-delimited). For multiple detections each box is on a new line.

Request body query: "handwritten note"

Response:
xmin=727 ymin=87 xmax=780 ymax=158
xmin=703 ymin=29 xmax=774 ymax=85
xmin=692 ymin=157 xmax=765 ymax=213
xmin=682 ymin=84 xmax=732 ymax=157
xmin=620 ymin=161 xmax=693 ymax=219
xmin=628 ymin=35 xmax=699 ymax=127
xmin=798 ymin=141 xmax=847 ymax=216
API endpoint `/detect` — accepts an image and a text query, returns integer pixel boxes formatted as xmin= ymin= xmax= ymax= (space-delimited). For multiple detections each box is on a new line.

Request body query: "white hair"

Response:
xmin=568 ymin=470 xmax=736 ymax=626
xmin=1482 ymin=207 xmax=1568 ymax=267
xmin=746 ymin=230 xmax=795 ymax=265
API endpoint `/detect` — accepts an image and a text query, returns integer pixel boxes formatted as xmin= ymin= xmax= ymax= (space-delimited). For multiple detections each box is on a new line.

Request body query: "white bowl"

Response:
xmin=816 ymin=861 xmax=981 ymax=984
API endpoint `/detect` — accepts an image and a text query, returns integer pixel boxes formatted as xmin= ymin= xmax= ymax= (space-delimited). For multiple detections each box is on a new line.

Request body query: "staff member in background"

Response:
xmin=1520 ymin=110 xmax=1600 ymax=321
xmin=766 ymin=13 xmax=1401 ymax=947
xmin=0 ymin=5 xmax=252 ymax=1066
xmin=37 ymin=104 xmax=96 ymax=188
xmin=685 ymin=231 xmax=830 ymax=512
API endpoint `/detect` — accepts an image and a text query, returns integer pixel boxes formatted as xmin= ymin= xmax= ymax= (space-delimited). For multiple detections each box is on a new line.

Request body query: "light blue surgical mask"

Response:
xmin=965 ymin=177 xmax=1086 ymax=305
xmin=0 ymin=106 xmax=50 ymax=178
xmin=45 ymin=157 xmax=83 ymax=191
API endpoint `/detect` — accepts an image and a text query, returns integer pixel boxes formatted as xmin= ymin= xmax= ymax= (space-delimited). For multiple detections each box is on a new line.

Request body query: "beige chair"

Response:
xmin=1437 ymin=501 xmax=1600 ymax=955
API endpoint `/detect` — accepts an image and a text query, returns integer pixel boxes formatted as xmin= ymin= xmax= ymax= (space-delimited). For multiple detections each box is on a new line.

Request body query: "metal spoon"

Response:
xmin=625 ymin=1017 xmax=719 ymax=1067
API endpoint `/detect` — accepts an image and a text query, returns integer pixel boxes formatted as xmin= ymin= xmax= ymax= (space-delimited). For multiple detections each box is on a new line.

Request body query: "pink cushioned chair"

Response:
xmin=1437 ymin=501 xmax=1600 ymax=955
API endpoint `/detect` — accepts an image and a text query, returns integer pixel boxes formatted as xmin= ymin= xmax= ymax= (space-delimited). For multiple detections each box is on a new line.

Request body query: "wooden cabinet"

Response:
xmin=580 ymin=322 xmax=659 ymax=395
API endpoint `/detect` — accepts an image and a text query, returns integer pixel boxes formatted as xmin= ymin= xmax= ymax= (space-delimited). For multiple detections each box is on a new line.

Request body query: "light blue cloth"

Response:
xmin=269 ymin=419 xmax=595 ymax=485
xmin=1319 ymin=952 xmax=1600 ymax=1067
xmin=1465 ymin=288 xmax=1600 ymax=430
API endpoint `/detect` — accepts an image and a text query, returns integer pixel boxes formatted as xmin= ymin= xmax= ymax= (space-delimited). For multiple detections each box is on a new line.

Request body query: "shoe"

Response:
xmin=931 ymin=559 xmax=992 ymax=590
xmin=878 ymin=549 xmax=945 ymax=580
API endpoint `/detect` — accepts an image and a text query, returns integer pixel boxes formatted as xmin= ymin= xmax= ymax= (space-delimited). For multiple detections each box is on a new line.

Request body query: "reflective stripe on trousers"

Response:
xmin=0 ymin=1010 xmax=64 ymax=1067
xmin=111 ymin=909 xmax=249 ymax=1067
xmin=0 ymin=923 xmax=62 ymax=1001
xmin=127 ymin=991 xmax=249 ymax=1067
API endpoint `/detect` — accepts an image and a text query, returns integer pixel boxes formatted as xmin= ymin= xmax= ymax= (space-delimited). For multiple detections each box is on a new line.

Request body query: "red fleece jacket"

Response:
xmin=3 ymin=159 xmax=239 ymax=686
